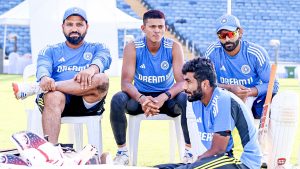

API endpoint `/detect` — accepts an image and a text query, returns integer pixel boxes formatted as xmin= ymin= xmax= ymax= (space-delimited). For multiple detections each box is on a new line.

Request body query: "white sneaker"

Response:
xmin=12 ymin=82 xmax=44 ymax=100
xmin=182 ymin=148 xmax=194 ymax=164
xmin=113 ymin=150 xmax=129 ymax=165
xmin=71 ymin=144 xmax=97 ymax=165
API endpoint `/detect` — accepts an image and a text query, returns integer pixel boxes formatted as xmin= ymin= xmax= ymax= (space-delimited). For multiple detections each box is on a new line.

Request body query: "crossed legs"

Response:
xmin=42 ymin=73 xmax=109 ymax=143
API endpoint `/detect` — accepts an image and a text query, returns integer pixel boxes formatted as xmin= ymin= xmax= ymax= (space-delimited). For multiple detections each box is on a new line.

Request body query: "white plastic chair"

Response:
xmin=61 ymin=115 xmax=103 ymax=153
xmin=22 ymin=64 xmax=103 ymax=153
xmin=16 ymin=54 xmax=32 ymax=74
xmin=7 ymin=52 xmax=19 ymax=74
xmin=128 ymin=114 xmax=184 ymax=166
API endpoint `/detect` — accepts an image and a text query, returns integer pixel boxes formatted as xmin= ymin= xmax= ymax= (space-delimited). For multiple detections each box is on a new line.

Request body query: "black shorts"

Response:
xmin=36 ymin=93 xmax=106 ymax=117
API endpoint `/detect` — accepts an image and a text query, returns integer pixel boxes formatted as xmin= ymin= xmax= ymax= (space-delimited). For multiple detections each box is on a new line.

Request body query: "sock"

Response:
xmin=35 ymin=82 xmax=44 ymax=94
xmin=118 ymin=146 xmax=128 ymax=152
xmin=185 ymin=146 xmax=191 ymax=151
xmin=82 ymin=98 xmax=100 ymax=109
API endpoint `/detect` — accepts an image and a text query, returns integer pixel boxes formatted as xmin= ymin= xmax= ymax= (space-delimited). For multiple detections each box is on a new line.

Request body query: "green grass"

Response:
xmin=0 ymin=74 xmax=300 ymax=166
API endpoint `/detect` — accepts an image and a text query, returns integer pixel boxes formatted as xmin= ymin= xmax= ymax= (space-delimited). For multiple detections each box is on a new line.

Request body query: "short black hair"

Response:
xmin=143 ymin=10 xmax=165 ymax=25
xmin=182 ymin=57 xmax=217 ymax=87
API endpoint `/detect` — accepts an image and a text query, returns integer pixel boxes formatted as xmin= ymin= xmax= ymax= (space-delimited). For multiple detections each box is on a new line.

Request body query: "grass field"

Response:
xmin=1 ymin=74 xmax=300 ymax=166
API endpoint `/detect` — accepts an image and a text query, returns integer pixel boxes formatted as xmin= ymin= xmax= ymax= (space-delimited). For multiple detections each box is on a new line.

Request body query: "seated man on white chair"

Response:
xmin=110 ymin=10 xmax=190 ymax=165
xmin=12 ymin=7 xmax=111 ymax=145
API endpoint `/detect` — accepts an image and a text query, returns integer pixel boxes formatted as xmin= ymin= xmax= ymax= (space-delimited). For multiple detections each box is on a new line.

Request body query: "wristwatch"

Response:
xmin=164 ymin=91 xmax=171 ymax=100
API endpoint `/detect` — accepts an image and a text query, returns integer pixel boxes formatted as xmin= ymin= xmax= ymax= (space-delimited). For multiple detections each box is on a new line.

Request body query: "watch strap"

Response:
xmin=164 ymin=91 xmax=171 ymax=100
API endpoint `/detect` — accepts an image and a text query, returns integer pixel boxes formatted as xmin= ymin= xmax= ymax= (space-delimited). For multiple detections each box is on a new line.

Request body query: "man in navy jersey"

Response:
xmin=205 ymin=14 xmax=279 ymax=120
xmin=110 ymin=10 xmax=189 ymax=165
xmin=12 ymin=7 xmax=111 ymax=144
xmin=156 ymin=57 xmax=262 ymax=169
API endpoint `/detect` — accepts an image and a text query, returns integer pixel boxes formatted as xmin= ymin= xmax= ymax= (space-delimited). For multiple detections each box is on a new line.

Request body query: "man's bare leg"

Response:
xmin=55 ymin=73 xmax=109 ymax=101
xmin=12 ymin=73 xmax=109 ymax=101
xmin=42 ymin=73 xmax=109 ymax=144
xmin=42 ymin=91 xmax=65 ymax=144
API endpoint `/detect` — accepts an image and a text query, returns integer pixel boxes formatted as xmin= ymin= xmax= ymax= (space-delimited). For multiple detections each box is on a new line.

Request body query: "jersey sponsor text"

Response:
xmin=220 ymin=77 xmax=253 ymax=85
xmin=211 ymin=95 xmax=219 ymax=117
xmin=138 ymin=72 xmax=172 ymax=84
xmin=199 ymin=131 xmax=213 ymax=141
xmin=57 ymin=64 xmax=90 ymax=72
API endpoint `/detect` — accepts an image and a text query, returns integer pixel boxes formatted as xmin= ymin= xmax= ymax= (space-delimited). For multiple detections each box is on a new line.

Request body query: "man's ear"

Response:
xmin=202 ymin=79 xmax=209 ymax=89
xmin=141 ymin=25 xmax=145 ymax=33
xmin=238 ymin=27 xmax=244 ymax=39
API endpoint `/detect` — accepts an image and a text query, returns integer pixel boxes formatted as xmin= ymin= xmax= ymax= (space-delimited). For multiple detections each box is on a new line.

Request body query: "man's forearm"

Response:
xmin=36 ymin=66 xmax=51 ymax=82
xmin=167 ymin=81 xmax=184 ymax=99
xmin=121 ymin=82 xmax=141 ymax=101
xmin=218 ymin=83 xmax=232 ymax=91
xmin=198 ymin=149 xmax=224 ymax=161
xmin=249 ymin=87 xmax=258 ymax=97
xmin=89 ymin=64 xmax=100 ymax=74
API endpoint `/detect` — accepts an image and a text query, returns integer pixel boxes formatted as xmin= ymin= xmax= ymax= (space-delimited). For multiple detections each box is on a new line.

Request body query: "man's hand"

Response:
xmin=74 ymin=68 xmax=96 ymax=89
xmin=40 ymin=76 xmax=55 ymax=91
xmin=229 ymin=85 xmax=251 ymax=102
xmin=139 ymin=96 xmax=160 ymax=117
xmin=152 ymin=93 xmax=169 ymax=109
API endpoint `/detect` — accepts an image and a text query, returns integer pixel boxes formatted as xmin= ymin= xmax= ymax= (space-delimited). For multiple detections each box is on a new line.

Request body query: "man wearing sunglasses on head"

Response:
xmin=205 ymin=14 xmax=279 ymax=122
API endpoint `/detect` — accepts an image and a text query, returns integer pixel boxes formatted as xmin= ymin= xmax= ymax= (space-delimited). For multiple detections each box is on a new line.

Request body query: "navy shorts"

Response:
xmin=36 ymin=93 xmax=105 ymax=117
xmin=252 ymin=93 xmax=276 ymax=119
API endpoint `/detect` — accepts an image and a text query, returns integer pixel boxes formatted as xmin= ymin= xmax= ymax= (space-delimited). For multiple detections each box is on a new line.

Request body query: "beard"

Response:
xmin=221 ymin=39 xmax=240 ymax=52
xmin=186 ymin=87 xmax=203 ymax=102
xmin=64 ymin=31 xmax=86 ymax=45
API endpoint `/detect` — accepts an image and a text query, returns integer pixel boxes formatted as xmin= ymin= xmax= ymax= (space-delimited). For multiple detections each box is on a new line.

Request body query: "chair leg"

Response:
xmin=87 ymin=118 xmax=102 ymax=155
xmin=26 ymin=105 xmax=43 ymax=136
xmin=71 ymin=124 xmax=83 ymax=151
xmin=128 ymin=115 xmax=134 ymax=164
xmin=128 ymin=115 xmax=141 ymax=166
xmin=174 ymin=116 xmax=185 ymax=161
xmin=66 ymin=124 xmax=74 ymax=144
xmin=169 ymin=120 xmax=176 ymax=162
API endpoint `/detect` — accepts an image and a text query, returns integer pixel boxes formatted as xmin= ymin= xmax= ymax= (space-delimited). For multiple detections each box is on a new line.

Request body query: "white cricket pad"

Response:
xmin=267 ymin=91 xmax=299 ymax=168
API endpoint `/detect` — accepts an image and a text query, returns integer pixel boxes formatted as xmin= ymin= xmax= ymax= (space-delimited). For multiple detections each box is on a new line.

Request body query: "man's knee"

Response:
xmin=110 ymin=92 xmax=129 ymax=114
xmin=111 ymin=91 xmax=129 ymax=105
xmin=252 ymin=94 xmax=266 ymax=119
xmin=43 ymin=91 xmax=65 ymax=113
xmin=173 ymin=92 xmax=187 ymax=116
xmin=110 ymin=92 xmax=129 ymax=131
xmin=93 ymin=73 xmax=109 ymax=93
xmin=252 ymin=93 xmax=277 ymax=119
xmin=175 ymin=92 xmax=187 ymax=108
xmin=165 ymin=93 xmax=187 ymax=117
xmin=44 ymin=91 xmax=65 ymax=105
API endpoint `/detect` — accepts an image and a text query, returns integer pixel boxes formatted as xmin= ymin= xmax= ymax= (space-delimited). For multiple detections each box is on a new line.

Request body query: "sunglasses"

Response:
xmin=217 ymin=30 xmax=238 ymax=40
